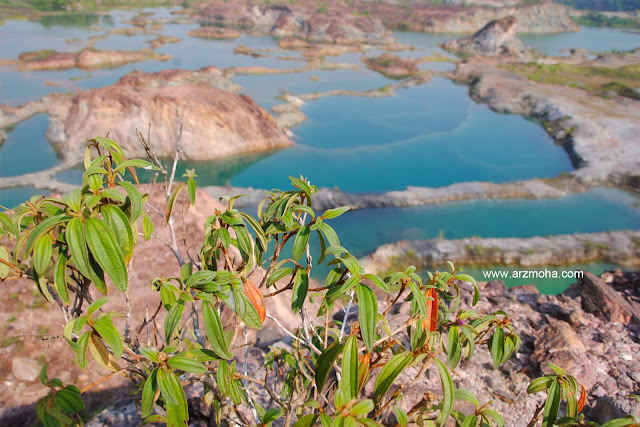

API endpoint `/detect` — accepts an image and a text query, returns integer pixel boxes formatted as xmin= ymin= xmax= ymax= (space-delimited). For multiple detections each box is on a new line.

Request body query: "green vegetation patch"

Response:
xmin=18 ymin=48 xmax=57 ymax=61
xmin=574 ymin=12 xmax=640 ymax=29
xmin=511 ymin=62 xmax=640 ymax=100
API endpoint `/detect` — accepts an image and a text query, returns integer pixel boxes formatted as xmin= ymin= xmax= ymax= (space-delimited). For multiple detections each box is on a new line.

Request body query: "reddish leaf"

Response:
xmin=243 ymin=279 xmax=266 ymax=324
xmin=577 ymin=384 xmax=587 ymax=413
xmin=424 ymin=288 xmax=439 ymax=332
xmin=357 ymin=353 xmax=371 ymax=394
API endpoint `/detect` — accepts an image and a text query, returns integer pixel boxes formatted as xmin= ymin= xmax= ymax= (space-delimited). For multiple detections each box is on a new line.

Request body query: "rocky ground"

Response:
xmin=79 ymin=269 xmax=640 ymax=426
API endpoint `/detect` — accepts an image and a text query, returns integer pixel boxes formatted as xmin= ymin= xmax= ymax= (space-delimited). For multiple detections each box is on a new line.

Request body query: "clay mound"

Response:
xmin=44 ymin=67 xmax=293 ymax=161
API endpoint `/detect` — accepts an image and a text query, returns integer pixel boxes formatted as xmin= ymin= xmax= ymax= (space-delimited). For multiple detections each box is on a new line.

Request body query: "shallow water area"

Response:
xmin=181 ymin=78 xmax=573 ymax=192
xmin=0 ymin=186 xmax=51 ymax=209
xmin=0 ymin=114 xmax=58 ymax=177
xmin=521 ymin=26 xmax=640 ymax=56
xmin=326 ymin=187 xmax=640 ymax=259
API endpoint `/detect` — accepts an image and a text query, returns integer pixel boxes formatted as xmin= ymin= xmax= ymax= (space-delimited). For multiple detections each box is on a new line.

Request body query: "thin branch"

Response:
xmin=124 ymin=253 xmax=134 ymax=344
xmin=266 ymin=314 xmax=321 ymax=356
xmin=243 ymin=325 xmax=259 ymax=425
xmin=339 ymin=287 xmax=354 ymax=342
xmin=166 ymin=119 xmax=183 ymax=197
xmin=46 ymin=284 xmax=69 ymax=323
xmin=80 ymin=368 xmax=127 ymax=394
xmin=191 ymin=301 xmax=205 ymax=348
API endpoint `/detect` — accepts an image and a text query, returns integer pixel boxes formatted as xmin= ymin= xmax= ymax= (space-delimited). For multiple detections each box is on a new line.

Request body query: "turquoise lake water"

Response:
xmin=1 ymin=12 xmax=639 ymax=292
xmin=296 ymin=186 xmax=640 ymax=292
xmin=521 ymin=26 xmax=640 ymax=56
xmin=0 ymin=114 xmax=58 ymax=177
xmin=181 ymin=78 xmax=573 ymax=192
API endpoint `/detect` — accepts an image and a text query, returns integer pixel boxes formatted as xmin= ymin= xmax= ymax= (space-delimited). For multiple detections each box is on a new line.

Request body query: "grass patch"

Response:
xmin=509 ymin=62 xmax=640 ymax=100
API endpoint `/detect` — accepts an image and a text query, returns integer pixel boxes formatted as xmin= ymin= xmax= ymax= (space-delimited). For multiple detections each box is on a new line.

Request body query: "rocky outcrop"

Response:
xmin=13 ymin=67 xmax=293 ymax=162
xmin=578 ymin=271 xmax=640 ymax=323
xmin=203 ymin=178 xmax=578 ymax=211
xmin=197 ymin=3 xmax=393 ymax=44
xmin=118 ymin=66 xmax=240 ymax=92
xmin=362 ymin=53 xmax=420 ymax=78
xmin=361 ymin=1 xmax=579 ymax=34
xmin=442 ymin=16 xmax=532 ymax=60
xmin=16 ymin=48 xmax=169 ymax=71
xmin=359 ymin=231 xmax=640 ymax=273
xmin=194 ymin=1 xmax=578 ymax=36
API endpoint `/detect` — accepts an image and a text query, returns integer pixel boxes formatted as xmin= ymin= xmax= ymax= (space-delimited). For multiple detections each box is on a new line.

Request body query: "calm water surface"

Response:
xmin=521 ymin=26 xmax=640 ymax=56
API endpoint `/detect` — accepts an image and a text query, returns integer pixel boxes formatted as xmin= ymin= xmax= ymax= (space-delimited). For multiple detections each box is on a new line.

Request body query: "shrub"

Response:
xmin=0 ymin=137 xmax=638 ymax=426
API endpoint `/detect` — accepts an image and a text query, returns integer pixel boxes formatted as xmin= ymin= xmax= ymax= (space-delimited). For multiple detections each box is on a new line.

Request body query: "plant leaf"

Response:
xmin=356 ymin=284 xmax=377 ymax=353
xmin=435 ymin=357 xmax=454 ymax=425
xmin=141 ymin=368 xmax=158 ymax=418
xmin=93 ymin=313 xmax=123 ymax=359
xmin=33 ymin=235 xmax=52 ymax=276
xmin=116 ymin=182 xmax=143 ymax=222
xmin=243 ymin=279 xmax=266 ymax=324
xmin=292 ymin=225 xmax=310 ymax=261
xmin=321 ymin=206 xmax=350 ymax=220
xmin=85 ymin=218 xmax=128 ymax=292
xmin=157 ymin=368 xmax=179 ymax=406
xmin=165 ymin=182 xmax=186 ymax=226
xmin=101 ymin=205 xmax=134 ymax=263
xmin=167 ymin=356 xmax=207 ymax=374
xmin=202 ymin=301 xmax=233 ymax=360
xmin=542 ymin=380 xmax=561 ymax=427
xmin=164 ymin=300 xmax=185 ymax=343
xmin=315 ymin=340 xmax=345 ymax=391
xmin=373 ymin=352 xmax=412 ymax=405
xmin=425 ymin=288 xmax=439 ymax=332
xmin=54 ymin=251 xmax=70 ymax=304
xmin=291 ymin=268 xmax=308 ymax=313
xmin=341 ymin=336 xmax=359 ymax=402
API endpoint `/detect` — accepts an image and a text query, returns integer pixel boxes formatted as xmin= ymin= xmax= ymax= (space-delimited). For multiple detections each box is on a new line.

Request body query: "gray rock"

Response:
xmin=11 ymin=357 xmax=41 ymax=382
xmin=85 ymin=399 xmax=145 ymax=427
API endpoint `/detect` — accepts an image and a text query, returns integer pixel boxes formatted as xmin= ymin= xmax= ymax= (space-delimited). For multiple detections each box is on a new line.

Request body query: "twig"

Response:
xmin=243 ymin=324 xmax=259 ymax=424
xmin=166 ymin=119 xmax=183 ymax=197
xmin=264 ymin=370 xmax=288 ymax=408
xmin=145 ymin=304 xmax=150 ymax=346
xmin=47 ymin=284 xmax=69 ymax=323
xmin=80 ymin=368 xmax=127 ymax=394
xmin=266 ymin=314 xmax=322 ymax=356
xmin=190 ymin=301 xmax=205 ymax=348
xmin=124 ymin=253 xmax=134 ymax=344
xmin=339 ymin=287 xmax=354 ymax=342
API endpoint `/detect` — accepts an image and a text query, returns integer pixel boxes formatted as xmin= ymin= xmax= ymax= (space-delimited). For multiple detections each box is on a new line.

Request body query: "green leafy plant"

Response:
xmin=0 ymin=137 xmax=637 ymax=426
